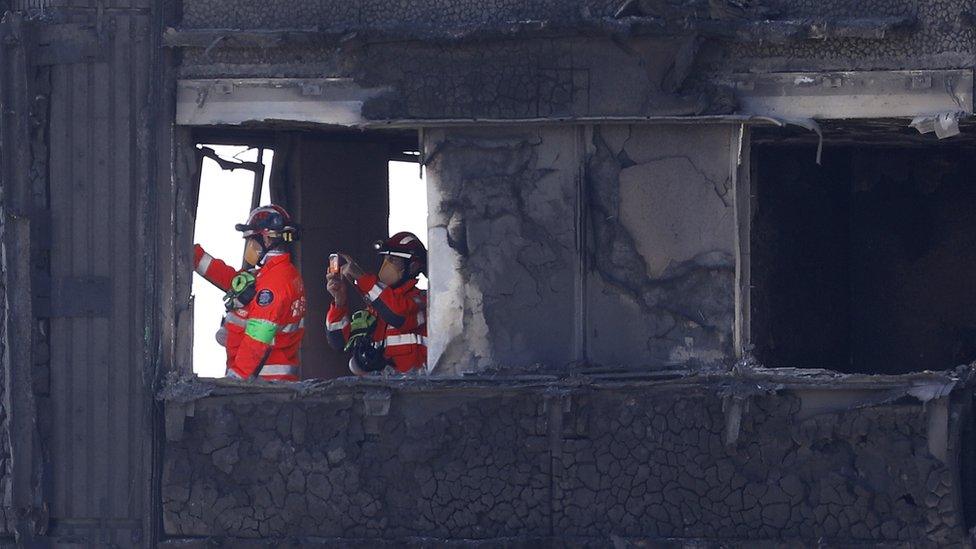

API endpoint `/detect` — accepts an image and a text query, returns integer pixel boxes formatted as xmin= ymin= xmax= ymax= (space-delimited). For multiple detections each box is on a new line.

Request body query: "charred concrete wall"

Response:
xmin=171 ymin=0 xmax=976 ymax=121
xmin=702 ymin=0 xmax=976 ymax=73
xmin=585 ymin=125 xmax=737 ymax=367
xmin=176 ymin=36 xmax=717 ymax=120
xmin=160 ymin=370 xmax=973 ymax=545
xmin=425 ymin=127 xmax=581 ymax=372
xmin=179 ymin=1 xmax=621 ymax=30
xmin=425 ymin=125 xmax=736 ymax=374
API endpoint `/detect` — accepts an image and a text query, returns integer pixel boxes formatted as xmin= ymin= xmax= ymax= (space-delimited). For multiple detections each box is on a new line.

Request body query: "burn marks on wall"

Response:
xmin=162 ymin=387 xmax=550 ymax=538
xmin=161 ymin=372 xmax=971 ymax=544
xmin=704 ymin=0 xmax=974 ymax=72
xmin=424 ymin=124 xmax=737 ymax=374
xmin=585 ymin=125 xmax=736 ymax=368
xmin=426 ymin=128 xmax=579 ymax=373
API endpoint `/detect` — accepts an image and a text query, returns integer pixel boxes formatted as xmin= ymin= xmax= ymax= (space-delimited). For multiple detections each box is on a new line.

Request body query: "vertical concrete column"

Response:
xmin=426 ymin=127 xmax=582 ymax=374
xmin=290 ymin=138 xmax=390 ymax=379
xmin=584 ymin=124 xmax=738 ymax=368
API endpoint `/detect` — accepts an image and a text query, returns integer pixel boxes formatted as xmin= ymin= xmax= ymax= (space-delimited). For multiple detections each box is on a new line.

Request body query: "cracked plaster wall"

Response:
xmin=425 ymin=125 xmax=736 ymax=374
xmin=160 ymin=378 xmax=970 ymax=544
xmin=585 ymin=125 xmax=736 ymax=368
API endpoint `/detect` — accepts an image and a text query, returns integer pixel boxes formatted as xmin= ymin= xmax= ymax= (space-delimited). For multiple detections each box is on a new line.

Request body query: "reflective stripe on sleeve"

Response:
xmin=260 ymin=364 xmax=299 ymax=378
xmin=226 ymin=368 xmax=243 ymax=379
xmin=279 ymin=319 xmax=305 ymax=334
xmin=195 ymin=253 xmax=213 ymax=276
xmin=245 ymin=318 xmax=278 ymax=344
xmin=385 ymin=334 xmax=428 ymax=347
xmin=366 ymin=283 xmax=384 ymax=302
xmin=225 ymin=312 xmax=247 ymax=328
xmin=327 ymin=317 xmax=350 ymax=332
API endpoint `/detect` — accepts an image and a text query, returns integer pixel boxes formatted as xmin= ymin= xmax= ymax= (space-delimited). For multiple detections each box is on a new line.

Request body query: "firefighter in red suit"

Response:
xmin=192 ymin=205 xmax=306 ymax=381
xmin=326 ymin=232 xmax=427 ymax=375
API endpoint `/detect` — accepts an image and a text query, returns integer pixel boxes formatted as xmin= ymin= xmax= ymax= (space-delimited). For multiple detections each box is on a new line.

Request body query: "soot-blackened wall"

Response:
xmin=703 ymin=0 xmax=976 ymax=74
xmin=425 ymin=124 xmax=737 ymax=374
xmin=585 ymin=125 xmax=737 ymax=367
xmin=752 ymin=145 xmax=976 ymax=374
xmin=160 ymin=371 xmax=971 ymax=545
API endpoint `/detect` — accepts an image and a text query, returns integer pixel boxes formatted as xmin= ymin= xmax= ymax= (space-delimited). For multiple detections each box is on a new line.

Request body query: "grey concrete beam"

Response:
xmin=723 ymin=69 xmax=974 ymax=120
xmin=176 ymin=78 xmax=391 ymax=127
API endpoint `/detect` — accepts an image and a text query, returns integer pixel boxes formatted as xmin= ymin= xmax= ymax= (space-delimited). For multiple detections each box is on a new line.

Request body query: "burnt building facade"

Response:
xmin=3 ymin=0 xmax=976 ymax=545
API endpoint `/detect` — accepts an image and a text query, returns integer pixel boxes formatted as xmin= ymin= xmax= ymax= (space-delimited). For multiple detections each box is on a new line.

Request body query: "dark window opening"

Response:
xmin=189 ymin=129 xmax=423 ymax=380
xmin=751 ymin=128 xmax=976 ymax=374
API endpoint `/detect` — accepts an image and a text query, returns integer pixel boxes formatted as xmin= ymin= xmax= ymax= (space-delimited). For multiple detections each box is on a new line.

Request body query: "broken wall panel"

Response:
xmin=160 ymin=370 xmax=973 ymax=544
xmin=426 ymin=123 xmax=739 ymax=374
xmin=426 ymin=127 xmax=582 ymax=373
xmin=585 ymin=124 xmax=737 ymax=368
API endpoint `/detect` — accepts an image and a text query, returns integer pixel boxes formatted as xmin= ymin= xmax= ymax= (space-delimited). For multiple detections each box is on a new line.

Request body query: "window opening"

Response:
xmin=188 ymin=130 xmax=423 ymax=380
xmin=751 ymin=133 xmax=976 ymax=374
xmin=389 ymin=159 xmax=428 ymax=289
xmin=192 ymin=145 xmax=272 ymax=378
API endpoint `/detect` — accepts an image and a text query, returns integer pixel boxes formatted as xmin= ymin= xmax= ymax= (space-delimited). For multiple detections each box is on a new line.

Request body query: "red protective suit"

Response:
xmin=326 ymin=273 xmax=427 ymax=373
xmin=194 ymin=245 xmax=305 ymax=381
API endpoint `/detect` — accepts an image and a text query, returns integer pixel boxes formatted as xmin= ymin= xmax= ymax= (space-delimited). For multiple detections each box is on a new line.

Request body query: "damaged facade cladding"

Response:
xmin=161 ymin=369 xmax=973 ymax=544
xmin=4 ymin=0 xmax=976 ymax=545
xmin=426 ymin=125 xmax=736 ymax=373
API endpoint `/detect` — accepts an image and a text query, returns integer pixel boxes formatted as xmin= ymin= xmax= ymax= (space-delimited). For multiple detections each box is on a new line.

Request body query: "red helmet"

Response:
xmin=235 ymin=204 xmax=300 ymax=242
xmin=374 ymin=231 xmax=427 ymax=276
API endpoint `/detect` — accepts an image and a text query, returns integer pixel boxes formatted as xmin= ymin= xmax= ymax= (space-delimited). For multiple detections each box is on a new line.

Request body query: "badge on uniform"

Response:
xmin=257 ymin=289 xmax=275 ymax=306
